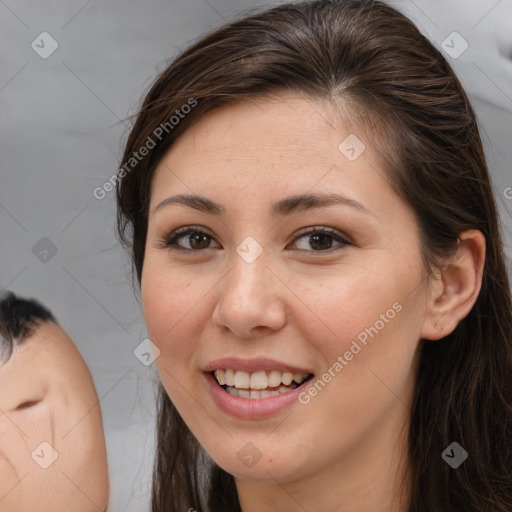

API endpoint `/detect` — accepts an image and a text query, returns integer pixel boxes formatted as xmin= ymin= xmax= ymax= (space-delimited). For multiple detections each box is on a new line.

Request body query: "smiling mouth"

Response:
xmin=211 ymin=369 xmax=314 ymax=399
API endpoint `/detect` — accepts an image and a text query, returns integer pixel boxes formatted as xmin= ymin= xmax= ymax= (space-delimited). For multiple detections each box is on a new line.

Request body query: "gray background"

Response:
xmin=1 ymin=1 xmax=511 ymax=510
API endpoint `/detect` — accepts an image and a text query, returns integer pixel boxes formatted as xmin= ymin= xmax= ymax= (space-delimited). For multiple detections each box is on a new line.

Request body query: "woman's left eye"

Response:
xmin=160 ymin=225 xmax=350 ymax=253
xmin=290 ymin=227 xmax=351 ymax=252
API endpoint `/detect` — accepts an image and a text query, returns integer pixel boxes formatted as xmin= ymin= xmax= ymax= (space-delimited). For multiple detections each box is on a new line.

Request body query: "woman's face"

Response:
xmin=141 ymin=94 xmax=432 ymax=486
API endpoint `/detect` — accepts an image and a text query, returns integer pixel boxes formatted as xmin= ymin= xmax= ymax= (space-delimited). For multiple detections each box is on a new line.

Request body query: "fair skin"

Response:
xmin=0 ymin=321 xmax=109 ymax=512
xmin=141 ymin=94 xmax=485 ymax=511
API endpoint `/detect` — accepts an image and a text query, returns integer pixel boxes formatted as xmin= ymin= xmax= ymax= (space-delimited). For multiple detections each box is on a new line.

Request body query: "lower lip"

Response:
xmin=203 ymin=372 xmax=312 ymax=420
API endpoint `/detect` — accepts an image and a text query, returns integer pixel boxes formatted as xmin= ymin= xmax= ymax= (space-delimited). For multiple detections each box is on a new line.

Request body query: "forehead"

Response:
xmin=157 ymin=96 xmax=351 ymax=176
xmin=150 ymin=94 xmax=395 ymax=218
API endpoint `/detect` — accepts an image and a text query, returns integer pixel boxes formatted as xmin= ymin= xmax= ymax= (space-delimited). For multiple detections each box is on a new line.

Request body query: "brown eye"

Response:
xmin=183 ymin=232 xmax=212 ymax=250
xmin=291 ymin=227 xmax=351 ymax=252
xmin=163 ymin=226 xmax=219 ymax=251
xmin=308 ymin=232 xmax=335 ymax=250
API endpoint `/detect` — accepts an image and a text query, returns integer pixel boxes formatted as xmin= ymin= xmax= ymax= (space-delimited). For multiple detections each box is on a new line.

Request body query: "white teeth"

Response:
xmin=268 ymin=370 xmax=282 ymax=387
xmin=224 ymin=386 xmax=292 ymax=398
xmin=293 ymin=373 xmax=304 ymax=383
xmin=249 ymin=371 xmax=268 ymax=389
xmin=225 ymin=386 xmax=238 ymax=397
xmin=225 ymin=369 xmax=235 ymax=387
xmin=234 ymin=371 xmax=250 ymax=389
xmin=214 ymin=370 xmax=225 ymax=385
xmin=282 ymin=372 xmax=293 ymax=386
xmin=213 ymin=368 xmax=312 ymax=392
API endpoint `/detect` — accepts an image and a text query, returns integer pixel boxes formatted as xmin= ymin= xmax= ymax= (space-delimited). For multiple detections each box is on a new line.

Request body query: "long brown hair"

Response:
xmin=116 ymin=1 xmax=512 ymax=510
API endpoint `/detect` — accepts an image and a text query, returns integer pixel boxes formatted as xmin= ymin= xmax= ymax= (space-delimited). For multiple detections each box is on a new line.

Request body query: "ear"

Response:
xmin=420 ymin=229 xmax=486 ymax=341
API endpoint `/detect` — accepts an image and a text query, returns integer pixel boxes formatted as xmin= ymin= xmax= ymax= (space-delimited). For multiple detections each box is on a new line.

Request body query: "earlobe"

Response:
xmin=420 ymin=230 xmax=486 ymax=341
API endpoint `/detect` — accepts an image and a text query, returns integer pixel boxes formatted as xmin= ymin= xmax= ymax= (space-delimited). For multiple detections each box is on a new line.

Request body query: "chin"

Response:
xmin=205 ymin=441 xmax=313 ymax=485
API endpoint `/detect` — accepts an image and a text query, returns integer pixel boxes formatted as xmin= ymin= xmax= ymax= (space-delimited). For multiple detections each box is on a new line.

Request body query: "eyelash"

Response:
xmin=157 ymin=225 xmax=352 ymax=254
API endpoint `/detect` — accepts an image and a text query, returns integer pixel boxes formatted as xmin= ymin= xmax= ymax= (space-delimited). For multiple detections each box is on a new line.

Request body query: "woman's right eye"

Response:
xmin=160 ymin=227 xmax=219 ymax=251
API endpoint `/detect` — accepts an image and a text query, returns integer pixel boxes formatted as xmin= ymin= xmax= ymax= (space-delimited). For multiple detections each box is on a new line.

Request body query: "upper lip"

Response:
xmin=203 ymin=357 xmax=314 ymax=375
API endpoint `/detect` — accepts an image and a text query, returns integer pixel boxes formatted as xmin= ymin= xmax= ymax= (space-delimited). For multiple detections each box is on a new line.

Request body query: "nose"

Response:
xmin=211 ymin=252 xmax=288 ymax=339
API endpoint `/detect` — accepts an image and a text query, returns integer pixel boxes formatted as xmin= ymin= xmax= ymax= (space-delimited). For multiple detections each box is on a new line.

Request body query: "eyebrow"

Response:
xmin=153 ymin=192 xmax=375 ymax=217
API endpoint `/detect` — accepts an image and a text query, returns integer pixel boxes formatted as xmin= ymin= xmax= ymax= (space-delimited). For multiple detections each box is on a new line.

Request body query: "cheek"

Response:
xmin=296 ymin=260 xmax=415 ymax=349
xmin=141 ymin=258 xmax=207 ymax=386
xmin=141 ymin=256 xmax=193 ymax=340
xmin=296 ymin=257 xmax=424 ymax=410
xmin=311 ymin=288 xmax=421 ymax=420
